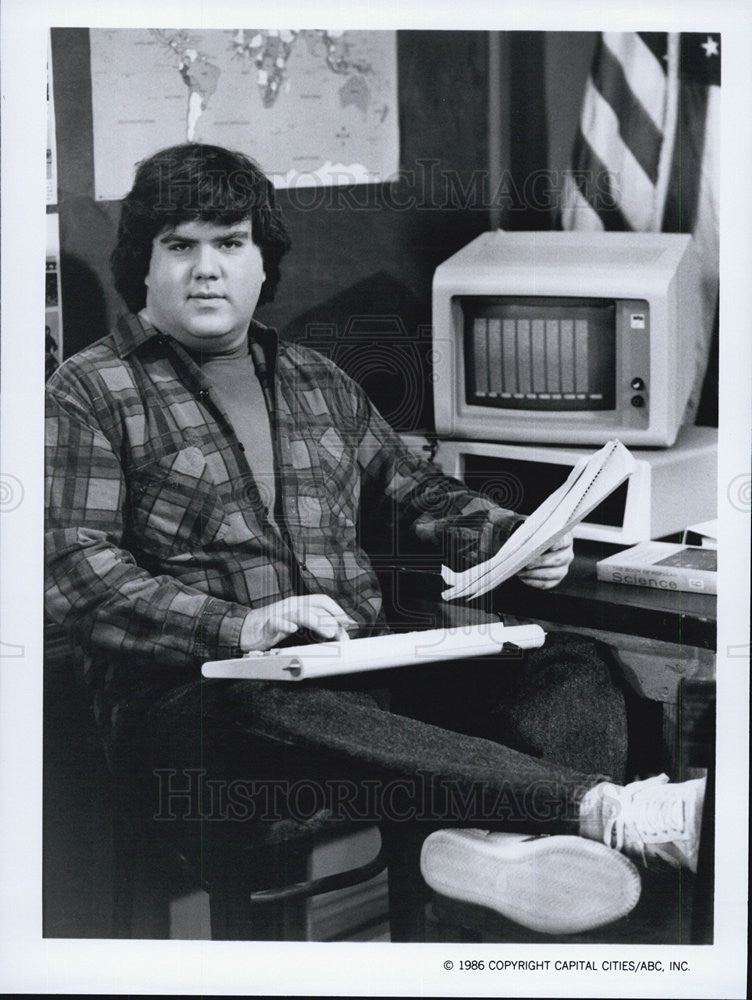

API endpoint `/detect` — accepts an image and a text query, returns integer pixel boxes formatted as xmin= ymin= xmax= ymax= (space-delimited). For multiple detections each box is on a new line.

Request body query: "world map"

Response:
xmin=89 ymin=28 xmax=399 ymax=199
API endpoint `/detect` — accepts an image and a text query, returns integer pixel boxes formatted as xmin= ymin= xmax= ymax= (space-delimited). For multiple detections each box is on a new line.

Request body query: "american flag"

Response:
xmin=561 ymin=32 xmax=720 ymax=421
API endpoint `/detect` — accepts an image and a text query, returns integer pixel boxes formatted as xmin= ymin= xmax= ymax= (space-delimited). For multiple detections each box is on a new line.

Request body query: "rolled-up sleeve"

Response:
xmin=349 ymin=374 xmax=524 ymax=570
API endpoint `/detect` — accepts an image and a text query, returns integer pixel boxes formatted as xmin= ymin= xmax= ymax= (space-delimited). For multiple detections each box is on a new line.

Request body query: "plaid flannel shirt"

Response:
xmin=45 ymin=312 xmax=522 ymax=685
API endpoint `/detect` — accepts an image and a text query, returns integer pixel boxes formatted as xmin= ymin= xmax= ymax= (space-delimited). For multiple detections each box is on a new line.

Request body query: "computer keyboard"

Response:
xmin=202 ymin=621 xmax=545 ymax=681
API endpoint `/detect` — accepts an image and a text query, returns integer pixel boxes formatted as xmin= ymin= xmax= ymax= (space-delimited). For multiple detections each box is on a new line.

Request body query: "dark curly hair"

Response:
xmin=111 ymin=144 xmax=291 ymax=313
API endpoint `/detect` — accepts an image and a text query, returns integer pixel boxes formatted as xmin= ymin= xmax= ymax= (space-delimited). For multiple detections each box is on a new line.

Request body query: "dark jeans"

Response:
xmin=112 ymin=632 xmax=627 ymax=839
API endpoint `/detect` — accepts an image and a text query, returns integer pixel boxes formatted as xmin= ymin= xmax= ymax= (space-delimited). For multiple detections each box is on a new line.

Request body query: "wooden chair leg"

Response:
xmin=111 ymin=837 xmax=135 ymax=938
xmin=208 ymin=838 xmax=311 ymax=940
xmin=209 ymin=885 xmax=308 ymax=940
xmin=679 ymin=677 xmax=715 ymax=945
xmin=691 ymin=764 xmax=715 ymax=944
xmin=111 ymin=817 xmax=172 ymax=938
xmin=111 ymin=808 xmax=140 ymax=938
xmin=380 ymin=823 xmax=429 ymax=942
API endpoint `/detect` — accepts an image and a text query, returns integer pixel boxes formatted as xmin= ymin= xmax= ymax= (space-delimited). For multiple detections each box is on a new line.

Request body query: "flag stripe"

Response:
xmin=636 ymin=32 xmax=668 ymax=70
xmin=570 ymin=129 xmax=630 ymax=231
xmin=673 ymin=80 xmax=720 ymax=418
xmin=694 ymin=82 xmax=720 ymax=257
xmin=661 ymin=78 xmax=709 ymax=233
xmin=579 ymin=83 xmax=657 ymax=229
xmin=561 ymin=172 xmax=604 ymax=230
xmin=603 ymin=33 xmax=667 ymax=130
xmin=594 ymin=39 xmax=664 ymax=184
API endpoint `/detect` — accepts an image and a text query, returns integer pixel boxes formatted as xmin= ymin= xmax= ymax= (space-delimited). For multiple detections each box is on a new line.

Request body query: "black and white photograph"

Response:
xmin=0 ymin=0 xmax=749 ymax=996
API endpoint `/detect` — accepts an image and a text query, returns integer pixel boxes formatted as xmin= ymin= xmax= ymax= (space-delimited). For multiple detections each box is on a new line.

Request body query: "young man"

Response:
xmin=45 ymin=144 xmax=704 ymax=936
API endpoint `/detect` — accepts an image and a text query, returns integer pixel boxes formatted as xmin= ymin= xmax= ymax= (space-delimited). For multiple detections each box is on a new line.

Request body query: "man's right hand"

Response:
xmin=239 ymin=594 xmax=357 ymax=652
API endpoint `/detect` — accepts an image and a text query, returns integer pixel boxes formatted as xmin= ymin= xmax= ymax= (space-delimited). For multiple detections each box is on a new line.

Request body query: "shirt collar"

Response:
xmin=112 ymin=311 xmax=279 ymax=361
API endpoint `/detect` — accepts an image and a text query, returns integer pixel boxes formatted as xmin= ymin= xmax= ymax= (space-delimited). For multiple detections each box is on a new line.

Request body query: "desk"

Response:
xmin=492 ymin=540 xmax=716 ymax=651
xmin=389 ymin=541 xmax=716 ymax=774
xmin=495 ymin=542 xmax=716 ymax=774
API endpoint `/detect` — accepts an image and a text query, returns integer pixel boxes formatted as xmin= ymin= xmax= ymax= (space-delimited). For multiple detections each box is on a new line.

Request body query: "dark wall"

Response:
xmin=50 ymin=29 xmax=494 ymax=432
xmin=545 ymin=33 xmax=598 ymax=209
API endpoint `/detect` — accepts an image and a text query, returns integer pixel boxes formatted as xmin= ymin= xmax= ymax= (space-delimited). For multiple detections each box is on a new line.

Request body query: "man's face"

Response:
xmin=143 ymin=218 xmax=265 ymax=352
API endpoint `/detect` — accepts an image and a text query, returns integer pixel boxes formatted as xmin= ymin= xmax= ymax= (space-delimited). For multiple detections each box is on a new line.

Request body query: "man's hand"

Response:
xmin=516 ymin=532 xmax=574 ymax=590
xmin=239 ymin=594 xmax=357 ymax=652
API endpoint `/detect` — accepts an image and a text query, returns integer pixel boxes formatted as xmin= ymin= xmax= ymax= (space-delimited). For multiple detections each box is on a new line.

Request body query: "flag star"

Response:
xmin=701 ymin=35 xmax=719 ymax=57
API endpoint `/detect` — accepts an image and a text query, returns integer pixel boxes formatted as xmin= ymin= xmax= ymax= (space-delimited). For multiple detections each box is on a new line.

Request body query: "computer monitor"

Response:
xmin=432 ymin=230 xmax=704 ymax=447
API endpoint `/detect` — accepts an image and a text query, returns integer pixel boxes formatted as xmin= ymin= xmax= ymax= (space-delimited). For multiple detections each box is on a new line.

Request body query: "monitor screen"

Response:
xmin=463 ymin=296 xmax=619 ymax=412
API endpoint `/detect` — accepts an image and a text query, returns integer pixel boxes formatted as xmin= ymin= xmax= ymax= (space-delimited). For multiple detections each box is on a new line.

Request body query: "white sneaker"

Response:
xmin=420 ymin=829 xmax=641 ymax=935
xmin=595 ymin=774 xmax=706 ymax=872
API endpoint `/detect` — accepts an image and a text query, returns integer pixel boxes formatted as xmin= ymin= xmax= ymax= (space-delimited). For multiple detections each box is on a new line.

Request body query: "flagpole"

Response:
xmin=654 ymin=33 xmax=681 ymax=230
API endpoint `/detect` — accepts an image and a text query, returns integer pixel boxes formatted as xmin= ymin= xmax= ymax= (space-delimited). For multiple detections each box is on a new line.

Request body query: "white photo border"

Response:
xmin=1 ymin=0 xmax=749 ymax=996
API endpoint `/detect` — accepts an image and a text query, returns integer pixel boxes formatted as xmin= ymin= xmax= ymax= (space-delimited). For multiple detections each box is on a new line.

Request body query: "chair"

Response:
xmin=45 ymin=623 xmax=396 ymax=940
xmin=44 ymin=581 xmax=472 ymax=941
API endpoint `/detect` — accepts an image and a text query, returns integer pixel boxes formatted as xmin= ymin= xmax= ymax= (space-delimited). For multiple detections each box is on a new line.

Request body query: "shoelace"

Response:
xmin=603 ymin=775 xmax=686 ymax=863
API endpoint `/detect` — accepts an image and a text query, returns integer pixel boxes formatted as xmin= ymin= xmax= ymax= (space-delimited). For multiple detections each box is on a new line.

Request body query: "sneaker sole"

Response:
xmin=420 ymin=831 xmax=642 ymax=935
